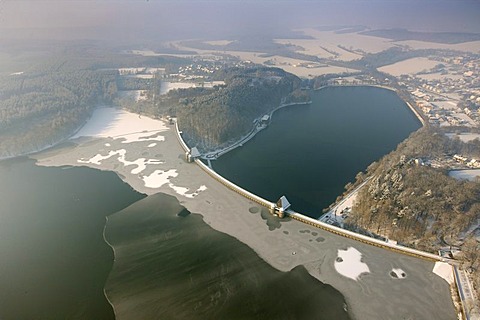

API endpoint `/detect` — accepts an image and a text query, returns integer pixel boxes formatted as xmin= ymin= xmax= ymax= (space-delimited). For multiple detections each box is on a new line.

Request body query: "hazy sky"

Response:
xmin=1 ymin=0 xmax=479 ymax=41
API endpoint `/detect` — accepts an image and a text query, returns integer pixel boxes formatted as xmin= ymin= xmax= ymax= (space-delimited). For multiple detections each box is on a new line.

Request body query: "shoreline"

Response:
xmin=0 ymin=133 xmax=77 ymax=162
xmin=315 ymin=84 xmax=426 ymax=126
xmin=202 ymin=84 xmax=425 ymax=163
xmin=0 ymin=108 xmax=98 ymax=162
xmin=176 ymin=118 xmax=448 ymax=263
xmin=32 ymin=105 xmax=456 ymax=320
xmin=102 ymin=216 xmax=118 ymax=319
xmin=186 ymin=100 xmax=312 ymax=161
xmin=174 ymin=86 xmax=445 ymax=261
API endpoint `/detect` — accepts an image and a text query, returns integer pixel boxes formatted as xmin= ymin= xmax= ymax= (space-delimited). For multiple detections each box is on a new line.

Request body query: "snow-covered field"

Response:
xmin=274 ymin=38 xmax=342 ymax=60
xmin=416 ymin=73 xmax=464 ymax=81
xmin=72 ymin=107 xmax=168 ymax=142
xmin=204 ymin=40 xmax=234 ymax=46
xmin=396 ymin=40 xmax=480 ymax=53
xmin=162 ymin=41 xmax=359 ymax=78
xmin=334 ymin=247 xmax=370 ymax=280
xmin=160 ymin=81 xmax=225 ymax=95
xmin=378 ymin=58 xmax=441 ymax=76
xmin=223 ymin=50 xmax=358 ymax=77
xmin=160 ymin=82 xmax=197 ymax=95
xmin=449 ymin=169 xmax=480 ymax=181
xmin=446 ymin=133 xmax=480 ymax=142
xmin=292 ymin=28 xmax=394 ymax=56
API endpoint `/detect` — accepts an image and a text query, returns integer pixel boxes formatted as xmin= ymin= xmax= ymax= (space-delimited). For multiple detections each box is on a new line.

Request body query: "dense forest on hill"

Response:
xmin=0 ymin=70 xmax=118 ymax=158
xmin=124 ymin=67 xmax=307 ymax=151
xmin=1 ymin=45 xmax=307 ymax=158
xmin=175 ymin=68 xmax=305 ymax=151
xmin=348 ymin=128 xmax=480 ymax=246
xmin=345 ymin=127 xmax=480 ymax=295
xmin=0 ymin=47 xmax=192 ymax=158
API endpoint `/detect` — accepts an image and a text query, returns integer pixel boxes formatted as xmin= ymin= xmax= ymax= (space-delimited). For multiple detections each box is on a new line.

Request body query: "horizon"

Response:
xmin=1 ymin=0 xmax=479 ymax=42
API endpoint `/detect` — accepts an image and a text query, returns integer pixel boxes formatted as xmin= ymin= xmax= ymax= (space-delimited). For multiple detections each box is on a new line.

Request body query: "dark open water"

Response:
xmin=0 ymin=158 xmax=145 ymax=319
xmin=213 ymin=86 xmax=421 ymax=217
xmin=0 ymin=158 xmax=349 ymax=319
xmin=105 ymin=193 xmax=350 ymax=320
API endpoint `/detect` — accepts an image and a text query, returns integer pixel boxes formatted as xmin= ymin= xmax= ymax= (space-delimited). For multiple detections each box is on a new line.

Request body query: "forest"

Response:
xmin=124 ymin=67 xmax=307 ymax=152
xmin=345 ymin=127 xmax=480 ymax=296
xmin=0 ymin=69 xmax=118 ymax=158
xmin=175 ymin=67 xmax=305 ymax=151
xmin=0 ymin=47 xmax=191 ymax=158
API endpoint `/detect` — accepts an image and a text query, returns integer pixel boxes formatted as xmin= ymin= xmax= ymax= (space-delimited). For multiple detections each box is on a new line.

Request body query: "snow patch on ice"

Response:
xmin=78 ymin=149 xmax=164 ymax=174
xmin=433 ymin=262 xmax=454 ymax=285
xmin=143 ymin=169 xmax=178 ymax=188
xmin=169 ymin=184 xmax=208 ymax=198
xmin=390 ymin=268 xmax=407 ymax=279
xmin=334 ymin=247 xmax=370 ymax=280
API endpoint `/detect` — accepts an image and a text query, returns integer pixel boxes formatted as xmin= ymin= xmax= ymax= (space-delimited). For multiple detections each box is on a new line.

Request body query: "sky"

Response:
xmin=0 ymin=0 xmax=479 ymax=41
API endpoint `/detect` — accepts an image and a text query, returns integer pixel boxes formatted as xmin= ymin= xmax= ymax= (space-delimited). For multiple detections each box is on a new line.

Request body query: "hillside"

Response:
xmin=346 ymin=127 xmax=480 ymax=295
xmin=0 ymin=69 xmax=118 ymax=158
xmin=174 ymin=67 xmax=307 ymax=152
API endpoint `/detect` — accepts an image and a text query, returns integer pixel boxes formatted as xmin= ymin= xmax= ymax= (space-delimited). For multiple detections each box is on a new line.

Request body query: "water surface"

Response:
xmin=214 ymin=87 xmax=421 ymax=217
xmin=105 ymin=193 xmax=350 ymax=320
xmin=0 ymin=158 xmax=145 ymax=319
xmin=0 ymin=158 xmax=350 ymax=319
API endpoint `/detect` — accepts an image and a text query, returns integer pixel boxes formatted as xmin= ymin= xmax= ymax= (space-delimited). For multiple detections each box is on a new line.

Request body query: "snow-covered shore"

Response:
xmin=72 ymin=107 xmax=168 ymax=141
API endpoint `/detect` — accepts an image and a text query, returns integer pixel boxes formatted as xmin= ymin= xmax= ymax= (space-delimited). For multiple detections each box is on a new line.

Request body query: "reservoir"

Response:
xmin=0 ymin=158 xmax=145 ymax=319
xmin=105 ymin=193 xmax=350 ymax=320
xmin=0 ymin=86 xmax=420 ymax=319
xmin=213 ymin=86 xmax=422 ymax=217
xmin=0 ymin=158 xmax=349 ymax=319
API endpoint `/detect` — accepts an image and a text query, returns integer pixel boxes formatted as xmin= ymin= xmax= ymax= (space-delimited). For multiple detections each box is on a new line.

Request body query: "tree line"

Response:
xmin=175 ymin=68 xmax=304 ymax=151
xmin=120 ymin=67 xmax=307 ymax=152
xmin=344 ymin=127 xmax=479 ymax=297
xmin=0 ymin=69 xmax=118 ymax=158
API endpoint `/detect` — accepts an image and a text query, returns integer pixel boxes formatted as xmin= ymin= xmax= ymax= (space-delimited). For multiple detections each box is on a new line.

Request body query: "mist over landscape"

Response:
xmin=1 ymin=0 xmax=479 ymax=319
xmin=1 ymin=0 xmax=480 ymax=43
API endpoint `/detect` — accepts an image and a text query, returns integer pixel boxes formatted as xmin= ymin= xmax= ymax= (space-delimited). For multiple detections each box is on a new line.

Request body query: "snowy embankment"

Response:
xmin=72 ymin=107 xmax=207 ymax=199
